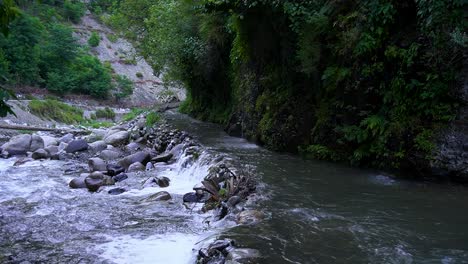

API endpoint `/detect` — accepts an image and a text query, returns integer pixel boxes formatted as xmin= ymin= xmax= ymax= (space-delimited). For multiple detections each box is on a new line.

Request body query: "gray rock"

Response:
xmin=41 ymin=136 xmax=58 ymax=147
xmin=107 ymin=164 xmax=125 ymax=176
xmin=32 ymin=149 xmax=49 ymax=160
xmin=59 ymin=133 xmax=74 ymax=143
xmin=125 ymin=142 xmax=144 ymax=152
xmin=69 ymin=177 xmax=87 ymax=189
xmin=58 ymin=142 xmax=68 ymax=152
xmin=145 ymin=162 xmax=154 ymax=171
xmin=151 ymin=153 xmax=173 ymax=163
xmin=127 ymin=162 xmax=145 ymax=172
xmin=108 ymin=187 xmax=126 ymax=195
xmin=100 ymin=149 xmax=121 ymax=160
xmin=88 ymin=157 xmax=107 ymax=172
xmin=227 ymin=196 xmax=241 ymax=207
xmin=85 ymin=172 xmax=115 ymax=192
xmin=104 ymin=131 xmax=129 ymax=146
xmin=45 ymin=145 xmax=59 ymax=156
xmin=118 ymin=151 xmax=151 ymax=169
xmin=1 ymin=134 xmax=32 ymax=156
xmin=65 ymin=139 xmax=88 ymax=153
xmin=89 ymin=140 xmax=107 ymax=152
xmin=30 ymin=135 xmax=44 ymax=152
xmin=113 ymin=173 xmax=128 ymax=182
xmin=144 ymin=191 xmax=172 ymax=202
xmin=236 ymin=210 xmax=264 ymax=225
xmin=183 ymin=192 xmax=201 ymax=203
xmin=156 ymin=176 xmax=170 ymax=187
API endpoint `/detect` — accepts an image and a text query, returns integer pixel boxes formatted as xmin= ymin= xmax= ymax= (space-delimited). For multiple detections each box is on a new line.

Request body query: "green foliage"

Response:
xmin=95 ymin=107 xmax=115 ymax=120
xmin=63 ymin=0 xmax=85 ymax=23
xmin=114 ymin=75 xmax=133 ymax=100
xmin=122 ymin=107 xmax=145 ymax=121
xmin=299 ymin=144 xmax=340 ymax=161
xmin=81 ymin=119 xmax=113 ymax=128
xmin=146 ymin=111 xmax=160 ymax=127
xmin=135 ymin=72 xmax=143 ymax=78
xmin=107 ymin=0 xmax=466 ymax=172
xmin=29 ymin=99 xmax=84 ymax=124
xmin=107 ymin=33 xmax=118 ymax=43
xmin=88 ymin=32 xmax=100 ymax=47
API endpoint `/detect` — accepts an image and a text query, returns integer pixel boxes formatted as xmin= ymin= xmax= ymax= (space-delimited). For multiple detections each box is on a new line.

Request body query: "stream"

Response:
xmin=1 ymin=111 xmax=468 ymax=263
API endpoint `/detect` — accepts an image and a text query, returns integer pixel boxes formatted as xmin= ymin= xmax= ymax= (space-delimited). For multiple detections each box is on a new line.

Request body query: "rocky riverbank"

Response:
xmin=0 ymin=114 xmax=261 ymax=263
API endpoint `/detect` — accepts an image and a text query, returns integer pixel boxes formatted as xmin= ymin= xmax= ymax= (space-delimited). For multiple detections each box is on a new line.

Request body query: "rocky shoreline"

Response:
xmin=0 ymin=114 xmax=262 ymax=263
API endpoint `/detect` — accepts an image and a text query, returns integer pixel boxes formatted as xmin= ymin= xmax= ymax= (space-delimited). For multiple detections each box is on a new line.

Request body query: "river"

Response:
xmin=166 ymin=111 xmax=468 ymax=264
xmin=1 ymin=112 xmax=468 ymax=263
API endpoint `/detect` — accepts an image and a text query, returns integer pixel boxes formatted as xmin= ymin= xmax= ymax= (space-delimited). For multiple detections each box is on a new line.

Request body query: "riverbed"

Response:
xmin=1 ymin=112 xmax=468 ymax=263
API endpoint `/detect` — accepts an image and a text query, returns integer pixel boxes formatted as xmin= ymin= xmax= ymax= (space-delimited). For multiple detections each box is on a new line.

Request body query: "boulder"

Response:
xmin=59 ymin=133 xmax=74 ymax=143
xmin=151 ymin=153 xmax=173 ymax=163
xmin=100 ymin=149 xmax=120 ymax=160
xmin=58 ymin=142 xmax=68 ymax=152
xmin=156 ymin=176 xmax=170 ymax=187
xmin=236 ymin=210 xmax=264 ymax=225
xmin=183 ymin=192 xmax=201 ymax=203
xmin=118 ymin=151 xmax=151 ymax=169
xmin=85 ymin=172 xmax=115 ymax=192
xmin=128 ymin=162 xmax=145 ymax=172
xmin=108 ymin=188 xmax=126 ymax=195
xmin=1 ymin=134 xmax=32 ymax=156
xmin=88 ymin=157 xmax=107 ymax=172
xmin=89 ymin=140 xmax=107 ymax=152
xmin=113 ymin=173 xmax=128 ymax=182
xmin=69 ymin=178 xmax=87 ymax=189
xmin=104 ymin=131 xmax=129 ymax=146
xmin=45 ymin=146 xmax=59 ymax=156
xmin=41 ymin=136 xmax=58 ymax=147
xmin=227 ymin=196 xmax=241 ymax=207
xmin=125 ymin=142 xmax=144 ymax=152
xmin=65 ymin=139 xmax=88 ymax=153
xmin=31 ymin=149 xmax=49 ymax=160
xmin=30 ymin=135 xmax=44 ymax=152
xmin=143 ymin=191 xmax=172 ymax=202
xmin=107 ymin=164 xmax=125 ymax=176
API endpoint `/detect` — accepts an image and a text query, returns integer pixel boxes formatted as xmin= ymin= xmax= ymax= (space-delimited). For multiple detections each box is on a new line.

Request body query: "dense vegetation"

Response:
xmin=0 ymin=0 xmax=133 ymax=100
xmin=84 ymin=1 xmax=468 ymax=172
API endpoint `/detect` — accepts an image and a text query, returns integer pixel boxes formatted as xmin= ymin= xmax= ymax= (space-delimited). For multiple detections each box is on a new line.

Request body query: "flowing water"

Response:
xmin=1 ymin=112 xmax=468 ymax=264
xmin=166 ymin=111 xmax=468 ymax=264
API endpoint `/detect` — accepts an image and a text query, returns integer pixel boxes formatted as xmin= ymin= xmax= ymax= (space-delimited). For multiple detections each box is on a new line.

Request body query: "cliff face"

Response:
xmin=432 ymin=63 xmax=468 ymax=181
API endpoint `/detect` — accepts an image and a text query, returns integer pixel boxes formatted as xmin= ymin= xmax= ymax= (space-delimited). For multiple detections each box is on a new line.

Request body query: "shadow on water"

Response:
xmin=166 ymin=111 xmax=468 ymax=264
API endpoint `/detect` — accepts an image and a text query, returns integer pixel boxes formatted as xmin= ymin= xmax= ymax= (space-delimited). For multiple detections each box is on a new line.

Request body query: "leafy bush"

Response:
xmin=29 ymin=99 xmax=84 ymax=124
xmin=135 ymin=72 xmax=143 ymax=78
xmin=63 ymin=0 xmax=85 ymax=23
xmin=88 ymin=32 xmax=100 ymax=47
xmin=95 ymin=107 xmax=115 ymax=120
xmin=115 ymin=75 xmax=133 ymax=100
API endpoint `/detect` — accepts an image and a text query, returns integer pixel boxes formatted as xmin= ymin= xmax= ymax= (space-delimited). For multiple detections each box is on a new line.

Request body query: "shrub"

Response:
xmin=88 ymin=32 xmax=100 ymax=47
xmin=107 ymin=34 xmax=118 ymax=43
xmin=115 ymin=75 xmax=133 ymax=100
xmin=136 ymin=72 xmax=143 ymax=78
xmin=95 ymin=107 xmax=115 ymax=120
xmin=29 ymin=99 xmax=84 ymax=124
xmin=63 ymin=0 xmax=85 ymax=24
